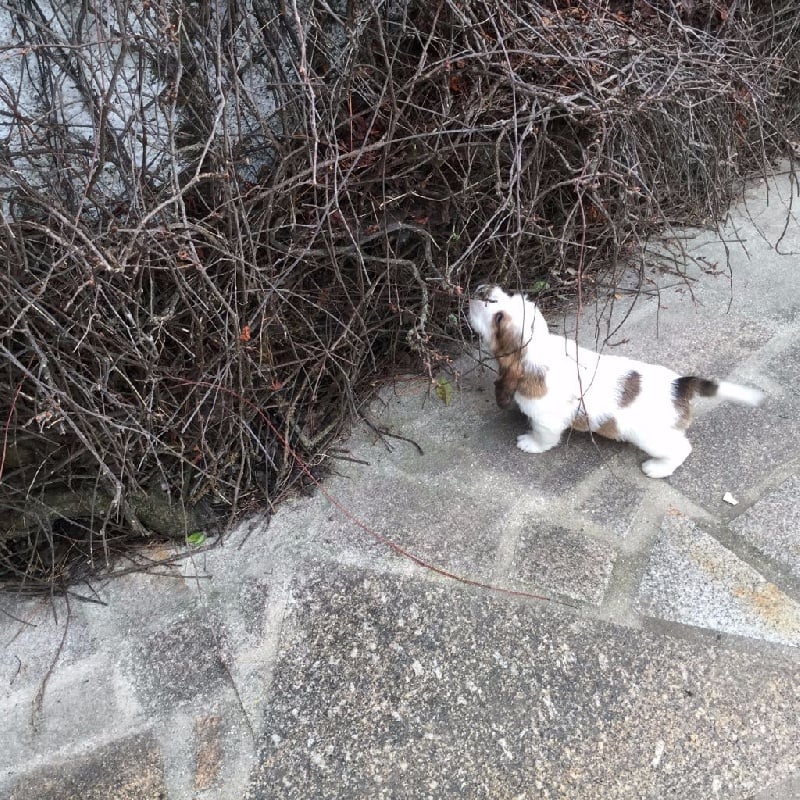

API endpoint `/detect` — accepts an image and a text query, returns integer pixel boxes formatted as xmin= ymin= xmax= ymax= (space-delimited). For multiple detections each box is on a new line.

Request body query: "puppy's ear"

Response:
xmin=494 ymin=366 xmax=518 ymax=409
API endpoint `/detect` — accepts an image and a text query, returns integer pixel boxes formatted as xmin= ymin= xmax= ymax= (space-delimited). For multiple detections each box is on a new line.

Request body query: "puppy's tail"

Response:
xmin=717 ymin=381 xmax=765 ymax=406
xmin=674 ymin=376 xmax=765 ymax=407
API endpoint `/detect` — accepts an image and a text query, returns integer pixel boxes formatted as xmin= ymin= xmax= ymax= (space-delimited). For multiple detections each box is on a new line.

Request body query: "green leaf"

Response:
xmin=531 ymin=279 xmax=550 ymax=294
xmin=187 ymin=531 xmax=206 ymax=546
xmin=435 ymin=377 xmax=454 ymax=405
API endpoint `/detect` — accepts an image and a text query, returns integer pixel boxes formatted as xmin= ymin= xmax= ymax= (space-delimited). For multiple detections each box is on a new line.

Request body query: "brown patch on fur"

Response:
xmin=517 ymin=370 xmax=547 ymax=399
xmin=570 ymin=413 xmax=619 ymax=439
xmin=673 ymin=399 xmax=692 ymax=430
xmin=672 ymin=376 xmax=718 ymax=430
xmin=619 ymin=370 xmax=641 ymax=408
xmin=595 ymin=418 xmax=621 ymax=440
xmin=571 ymin=413 xmax=591 ymax=432
xmin=492 ymin=312 xmax=546 ymax=408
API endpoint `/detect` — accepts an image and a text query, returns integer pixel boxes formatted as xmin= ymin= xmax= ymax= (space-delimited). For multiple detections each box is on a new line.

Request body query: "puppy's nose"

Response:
xmin=474 ymin=284 xmax=496 ymax=300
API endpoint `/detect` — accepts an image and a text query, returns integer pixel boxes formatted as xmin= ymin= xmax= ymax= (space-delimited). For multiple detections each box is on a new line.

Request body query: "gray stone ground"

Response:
xmin=3 ymin=166 xmax=800 ymax=799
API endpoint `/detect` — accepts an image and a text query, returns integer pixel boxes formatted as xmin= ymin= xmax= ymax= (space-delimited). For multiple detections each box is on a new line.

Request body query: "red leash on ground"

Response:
xmin=173 ymin=379 xmax=577 ymax=609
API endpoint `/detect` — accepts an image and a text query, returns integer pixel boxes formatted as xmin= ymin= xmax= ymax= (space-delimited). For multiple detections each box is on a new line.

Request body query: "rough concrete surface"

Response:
xmin=2 ymin=166 xmax=800 ymax=799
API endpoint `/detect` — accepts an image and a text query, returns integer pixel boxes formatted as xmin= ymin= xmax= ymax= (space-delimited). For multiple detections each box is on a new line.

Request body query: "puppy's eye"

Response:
xmin=493 ymin=310 xmax=505 ymax=325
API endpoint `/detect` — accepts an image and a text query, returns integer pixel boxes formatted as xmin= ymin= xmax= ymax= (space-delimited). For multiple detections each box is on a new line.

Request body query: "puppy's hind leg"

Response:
xmin=631 ymin=428 xmax=692 ymax=479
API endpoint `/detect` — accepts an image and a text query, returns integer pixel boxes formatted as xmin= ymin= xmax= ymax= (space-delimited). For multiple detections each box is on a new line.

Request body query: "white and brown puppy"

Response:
xmin=469 ymin=285 xmax=764 ymax=478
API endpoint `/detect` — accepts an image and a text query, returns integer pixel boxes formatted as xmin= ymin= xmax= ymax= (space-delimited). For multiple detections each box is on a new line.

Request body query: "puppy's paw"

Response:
xmin=641 ymin=458 xmax=678 ymax=479
xmin=517 ymin=433 xmax=549 ymax=453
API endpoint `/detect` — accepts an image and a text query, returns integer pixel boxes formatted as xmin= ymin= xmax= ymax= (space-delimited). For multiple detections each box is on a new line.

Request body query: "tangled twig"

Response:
xmin=0 ymin=0 xmax=798 ymax=592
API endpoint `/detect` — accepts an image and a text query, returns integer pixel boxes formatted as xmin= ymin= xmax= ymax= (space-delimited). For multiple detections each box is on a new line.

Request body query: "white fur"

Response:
xmin=469 ymin=286 xmax=764 ymax=478
xmin=715 ymin=381 xmax=765 ymax=407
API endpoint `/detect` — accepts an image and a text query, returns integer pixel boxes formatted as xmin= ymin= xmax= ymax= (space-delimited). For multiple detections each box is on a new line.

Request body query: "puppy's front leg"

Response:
xmin=517 ymin=423 xmax=563 ymax=454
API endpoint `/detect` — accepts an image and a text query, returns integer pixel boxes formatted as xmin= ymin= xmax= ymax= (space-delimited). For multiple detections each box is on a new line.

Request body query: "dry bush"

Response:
xmin=1 ymin=0 xmax=798 ymax=592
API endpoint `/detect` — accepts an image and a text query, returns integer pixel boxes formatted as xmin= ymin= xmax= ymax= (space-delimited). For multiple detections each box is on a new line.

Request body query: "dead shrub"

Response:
xmin=1 ymin=0 xmax=798 ymax=591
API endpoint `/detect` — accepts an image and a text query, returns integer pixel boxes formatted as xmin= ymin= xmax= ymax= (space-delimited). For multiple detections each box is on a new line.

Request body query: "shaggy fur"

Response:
xmin=469 ymin=286 xmax=764 ymax=478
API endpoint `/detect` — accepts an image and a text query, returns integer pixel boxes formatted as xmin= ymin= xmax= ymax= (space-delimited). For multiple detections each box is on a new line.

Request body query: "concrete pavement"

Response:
xmin=2 ymin=165 xmax=800 ymax=799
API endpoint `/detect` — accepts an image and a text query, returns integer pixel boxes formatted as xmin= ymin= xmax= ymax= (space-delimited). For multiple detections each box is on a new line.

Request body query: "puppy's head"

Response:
xmin=469 ymin=286 xmax=548 ymax=408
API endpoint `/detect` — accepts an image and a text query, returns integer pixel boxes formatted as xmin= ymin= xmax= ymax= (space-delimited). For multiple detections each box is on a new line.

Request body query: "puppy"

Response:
xmin=469 ymin=285 xmax=764 ymax=478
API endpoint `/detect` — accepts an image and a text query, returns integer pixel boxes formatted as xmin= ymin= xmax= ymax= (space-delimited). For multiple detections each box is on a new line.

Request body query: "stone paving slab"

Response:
xmin=4 ymin=654 xmax=128 ymax=769
xmin=577 ymin=473 xmax=647 ymax=539
xmin=318 ymin=466 xmax=508 ymax=580
xmin=602 ymin=305 xmax=776 ymax=379
xmin=667 ymin=396 xmax=796 ymax=514
xmin=637 ymin=514 xmax=800 ymax=647
xmin=730 ymin=475 xmax=800 ymax=581
xmin=509 ymin=521 xmax=617 ymax=605
xmin=247 ymin=567 xmax=800 ymax=800
xmin=377 ymin=399 xmax=628 ymax=501
xmin=8 ymin=732 xmax=165 ymax=800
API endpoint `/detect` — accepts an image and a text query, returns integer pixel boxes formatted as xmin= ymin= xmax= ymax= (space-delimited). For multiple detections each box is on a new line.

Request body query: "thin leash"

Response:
xmin=172 ymin=378 xmax=579 ymax=609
